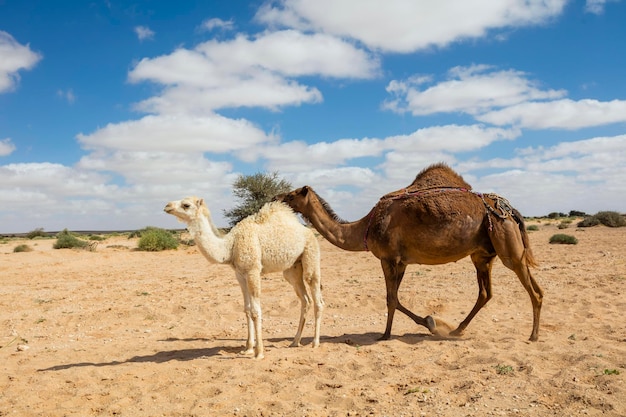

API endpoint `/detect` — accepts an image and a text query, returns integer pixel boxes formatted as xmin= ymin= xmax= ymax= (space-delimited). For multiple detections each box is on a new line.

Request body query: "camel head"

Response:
xmin=164 ymin=196 xmax=207 ymax=224
xmin=273 ymin=186 xmax=312 ymax=213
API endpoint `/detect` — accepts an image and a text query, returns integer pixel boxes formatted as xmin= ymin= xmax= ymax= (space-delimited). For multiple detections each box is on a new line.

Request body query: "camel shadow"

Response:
xmin=266 ymin=331 xmax=459 ymax=347
xmin=38 ymin=332 xmax=460 ymax=372
xmin=37 ymin=345 xmax=241 ymax=372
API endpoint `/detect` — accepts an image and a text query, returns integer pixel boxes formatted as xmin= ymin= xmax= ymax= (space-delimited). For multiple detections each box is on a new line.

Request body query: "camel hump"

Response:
xmin=408 ymin=163 xmax=471 ymax=190
xmin=254 ymin=201 xmax=295 ymax=224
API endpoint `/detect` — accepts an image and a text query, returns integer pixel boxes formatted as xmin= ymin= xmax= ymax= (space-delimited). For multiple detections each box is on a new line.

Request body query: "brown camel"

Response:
xmin=275 ymin=163 xmax=543 ymax=341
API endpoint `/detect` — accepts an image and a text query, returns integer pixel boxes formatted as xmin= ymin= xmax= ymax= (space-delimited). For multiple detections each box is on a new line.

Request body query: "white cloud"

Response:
xmin=375 ymin=125 xmax=519 ymax=183
xmin=384 ymin=65 xmax=565 ymax=116
xmin=133 ymin=74 xmax=323 ymax=114
xmin=0 ymin=31 xmax=42 ymax=93
xmin=200 ymin=18 xmax=235 ymax=31
xmin=256 ymin=0 xmax=567 ymax=52
xmin=456 ymin=134 xmax=626 ymax=215
xmin=384 ymin=65 xmax=626 ymax=130
xmin=128 ymin=30 xmax=378 ymax=112
xmin=256 ymin=137 xmax=384 ymax=171
xmin=585 ymin=0 xmax=621 ymax=14
xmin=0 ymin=138 xmax=16 ymax=156
xmin=0 ymin=157 xmax=239 ymax=232
xmin=259 ymin=124 xmax=518 ymax=175
xmin=77 ymin=150 xmax=235 ymax=188
xmin=76 ymin=114 xmax=273 ymax=152
xmin=265 ymin=130 xmax=626 ymax=219
xmin=478 ymin=99 xmax=626 ymax=129
xmin=385 ymin=124 xmax=520 ymax=152
xmin=0 ymin=162 xmax=115 ymax=198
xmin=134 ymin=25 xmax=155 ymax=41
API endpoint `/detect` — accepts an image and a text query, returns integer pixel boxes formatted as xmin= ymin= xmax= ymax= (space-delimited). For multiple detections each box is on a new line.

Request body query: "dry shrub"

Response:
xmin=549 ymin=234 xmax=578 ymax=245
xmin=578 ymin=211 xmax=625 ymax=228
xmin=13 ymin=244 xmax=33 ymax=253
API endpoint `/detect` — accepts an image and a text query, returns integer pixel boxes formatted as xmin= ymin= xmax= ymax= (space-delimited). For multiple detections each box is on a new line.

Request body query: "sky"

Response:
xmin=1 ymin=0 xmax=626 ymax=233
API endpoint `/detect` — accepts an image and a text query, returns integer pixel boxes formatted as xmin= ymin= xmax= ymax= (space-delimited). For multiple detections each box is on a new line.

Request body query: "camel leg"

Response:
xmin=283 ymin=262 xmax=309 ymax=347
xmin=380 ymin=260 xmax=435 ymax=340
xmin=511 ymin=264 xmax=543 ymax=341
xmin=451 ymin=253 xmax=495 ymax=337
xmin=305 ymin=260 xmax=324 ymax=348
xmin=248 ymin=271 xmax=265 ymax=359
xmin=235 ymin=271 xmax=255 ymax=356
xmin=239 ymin=269 xmax=264 ymax=359
xmin=491 ymin=220 xmax=544 ymax=341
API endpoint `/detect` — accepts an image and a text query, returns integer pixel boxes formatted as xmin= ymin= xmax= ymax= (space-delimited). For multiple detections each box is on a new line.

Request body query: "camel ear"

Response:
xmin=197 ymin=198 xmax=204 ymax=207
xmin=300 ymin=186 xmax=310 ymax=196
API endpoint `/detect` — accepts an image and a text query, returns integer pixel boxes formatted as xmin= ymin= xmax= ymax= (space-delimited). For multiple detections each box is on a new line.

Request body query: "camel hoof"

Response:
xmin=449 ymin=328 xmax=463 ymax=338
xmin=240 ymin=348 xmax=255 ymax=356
xmin=378 ymin=333 xmax=391 ymax=341
xmin=289 ymin=341 xmax=302 ymax=348
xmin=425 ymin=315 xmax=437 ymax=333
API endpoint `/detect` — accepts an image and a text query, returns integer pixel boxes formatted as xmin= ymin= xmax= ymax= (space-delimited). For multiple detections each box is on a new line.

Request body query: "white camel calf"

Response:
xmin=164 ymin=197 xmax=324 ymax=359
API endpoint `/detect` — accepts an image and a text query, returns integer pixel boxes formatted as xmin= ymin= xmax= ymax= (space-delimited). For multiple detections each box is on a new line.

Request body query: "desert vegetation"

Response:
xmin=549 ymin=233 xmax=578 ymax=245
xmin=13 ymin=244 xmax=32 ymax=253
xmin=135 ymin=227 xmax=179 ymax=251
xmin=577 ymin=211 xmax=625 ymax=228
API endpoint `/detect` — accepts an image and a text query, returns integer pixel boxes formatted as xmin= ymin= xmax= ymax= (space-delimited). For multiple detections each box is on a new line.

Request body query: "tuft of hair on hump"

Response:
xmin=409 ymin=162 xmax=471 ymax=189
xmin=254 ymin=201 xmax=292 ymax=224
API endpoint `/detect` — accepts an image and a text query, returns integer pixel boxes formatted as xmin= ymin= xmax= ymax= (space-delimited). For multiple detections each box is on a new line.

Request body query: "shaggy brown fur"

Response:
xmin=275 ymin=163 xmax=543 ymax=341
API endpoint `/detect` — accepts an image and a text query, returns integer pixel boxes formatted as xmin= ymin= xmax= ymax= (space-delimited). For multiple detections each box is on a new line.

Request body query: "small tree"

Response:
xmin=26 ymin=227 xmax=48 ymax=239
xmin=224 ymin=171 xmax=292 ymax=226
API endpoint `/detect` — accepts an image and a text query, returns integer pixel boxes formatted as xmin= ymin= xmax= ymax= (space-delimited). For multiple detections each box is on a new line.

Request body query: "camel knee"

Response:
xmin=476 ymin=287 xmax=491 ymax=306
xmin=315 ymin=300 xmax=324 ymax=316
xmin=386 ymin=293 xmax=399 ymax=307
xmin=249 ymin=305 xmax=261 ymax=322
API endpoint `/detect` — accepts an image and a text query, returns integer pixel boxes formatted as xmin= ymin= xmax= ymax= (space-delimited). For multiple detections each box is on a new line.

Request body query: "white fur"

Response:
xmin=165 ymin=197 xmax=324 ymax=359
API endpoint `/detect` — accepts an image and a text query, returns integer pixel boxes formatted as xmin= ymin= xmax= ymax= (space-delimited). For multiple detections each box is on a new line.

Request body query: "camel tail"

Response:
xmin=512 ymin=208 xmax=538 ymax=268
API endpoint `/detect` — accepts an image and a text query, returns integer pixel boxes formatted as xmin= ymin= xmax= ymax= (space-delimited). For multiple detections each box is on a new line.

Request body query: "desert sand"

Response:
xmin=1 ymin=220 xmax=625 ymax=416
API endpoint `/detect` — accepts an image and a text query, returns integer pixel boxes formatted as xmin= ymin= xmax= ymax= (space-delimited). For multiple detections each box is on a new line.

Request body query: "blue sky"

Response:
xmin=1 ymin=0 xmax=625 ymax=233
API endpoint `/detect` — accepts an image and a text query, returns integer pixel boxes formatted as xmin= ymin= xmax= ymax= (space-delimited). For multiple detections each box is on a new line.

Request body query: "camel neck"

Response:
xmin=305 ymin=197 xmax=370 ymax=252
xmin=187 ymin=215 xmax=233 ymax=264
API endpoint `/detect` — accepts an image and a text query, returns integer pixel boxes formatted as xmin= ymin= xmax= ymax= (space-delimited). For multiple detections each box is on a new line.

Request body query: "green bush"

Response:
xmin=549 ymin=234 xmax=578 ymax=245
xmin=577 ymin=216 xmax=600 ymax=227
xmin=594 ymin=211 xmax=626 ymax=227
xmin=137 ymin=227 xmax=179 ymax=251
xmin=557 ymin=222 xmax=569 ymax=229
xmin=53 ymin=229 xmax=89 ymax=249
xmin=526 ymin=224 xmax=539 ymax=231
xmin=578 ymin=211 xmax=625 ymax=228
xmin=13 ymin=244 xmax=33 ymax=253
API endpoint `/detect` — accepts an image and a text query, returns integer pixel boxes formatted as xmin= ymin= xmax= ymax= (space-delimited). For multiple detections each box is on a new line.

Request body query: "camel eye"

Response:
xmin=182 ymin=203 xmax=191 ymax=209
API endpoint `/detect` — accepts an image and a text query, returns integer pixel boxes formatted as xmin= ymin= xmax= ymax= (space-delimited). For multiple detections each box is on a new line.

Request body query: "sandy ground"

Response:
xmin=1 ymin=220 xmax=625 ymax=417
